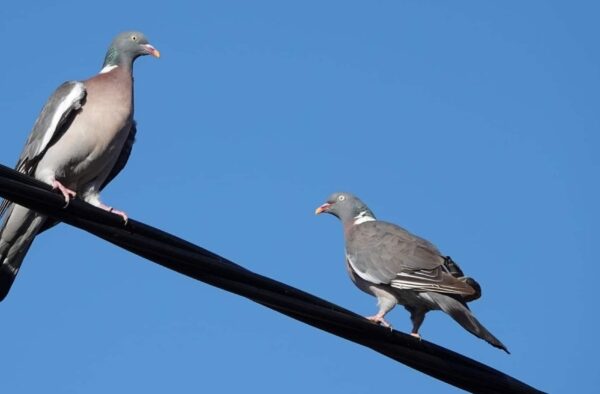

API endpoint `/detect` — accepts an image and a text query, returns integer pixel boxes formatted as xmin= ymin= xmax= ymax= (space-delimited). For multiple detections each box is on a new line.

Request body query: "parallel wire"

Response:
xmin=0 ymin=164 xmax=545 ymax=394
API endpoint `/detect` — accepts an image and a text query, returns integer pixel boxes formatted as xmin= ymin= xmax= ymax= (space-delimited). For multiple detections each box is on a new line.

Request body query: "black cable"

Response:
xmin=0 ymin=164 xmax=545 ymax=394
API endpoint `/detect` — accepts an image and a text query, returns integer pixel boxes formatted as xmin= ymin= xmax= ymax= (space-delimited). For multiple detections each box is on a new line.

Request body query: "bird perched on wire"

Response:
xmin=316 ymin=192 xmax=509 ymax=353
xmin=0 ymin=31 xmax=160 ymax=301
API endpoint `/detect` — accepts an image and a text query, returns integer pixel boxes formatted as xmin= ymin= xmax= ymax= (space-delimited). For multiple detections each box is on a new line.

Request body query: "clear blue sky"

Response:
xmin=1 ymin=2 xmax=597 ymax=393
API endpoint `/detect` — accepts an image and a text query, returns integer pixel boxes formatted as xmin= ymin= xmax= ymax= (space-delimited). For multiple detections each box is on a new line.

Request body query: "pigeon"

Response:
xmin=0 ymin=31 xmax=160 ymax=301
xmin=316 ymin=192 xmax=509 ymax=353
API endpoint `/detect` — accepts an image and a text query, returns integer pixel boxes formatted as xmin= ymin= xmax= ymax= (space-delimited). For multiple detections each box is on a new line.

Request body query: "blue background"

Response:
xmin=1 ymin=2 xmax=597 ymax=393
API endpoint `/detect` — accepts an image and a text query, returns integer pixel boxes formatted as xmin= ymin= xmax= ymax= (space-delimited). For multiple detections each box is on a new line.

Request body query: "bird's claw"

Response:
xmin=108 ymin=207 xmax=129 ymax=225
xmin=366 ymin=315 xmax=393 ymax=330
xmin=52 ymin=180 xmax=76 ymax=208
xmin=410 ymin=332 xmax=422 ymax=340
xmin=97 ymin=203 xmax=128 ymax=225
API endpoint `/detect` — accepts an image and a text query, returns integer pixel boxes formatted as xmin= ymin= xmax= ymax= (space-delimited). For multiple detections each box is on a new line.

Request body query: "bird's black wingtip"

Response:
xmin=491 ymin=341 xmax=510 ymax=354
xmin=0 ymin=283 xmax=11 ymax=302
xmin=0 ymin=266 xmax=17 ymax=302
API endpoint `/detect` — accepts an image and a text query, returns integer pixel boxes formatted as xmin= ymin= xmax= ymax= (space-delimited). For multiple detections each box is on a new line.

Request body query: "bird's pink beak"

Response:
xmin=315 ymin=203 xmax=332 ymax=215
xmin=142 ymin=44 xmax=161 ymax=58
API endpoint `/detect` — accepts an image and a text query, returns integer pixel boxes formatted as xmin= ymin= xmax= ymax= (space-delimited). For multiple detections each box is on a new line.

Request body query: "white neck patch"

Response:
xmin=99 ymin=64 xmax=118 ymax=74
xmin=353 ymin=211 xmax=376 ymax=225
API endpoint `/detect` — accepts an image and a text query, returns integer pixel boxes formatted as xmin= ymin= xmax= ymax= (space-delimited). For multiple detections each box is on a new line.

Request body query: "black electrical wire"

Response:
xmin=0 ymin=164 xmax=545 ymax=394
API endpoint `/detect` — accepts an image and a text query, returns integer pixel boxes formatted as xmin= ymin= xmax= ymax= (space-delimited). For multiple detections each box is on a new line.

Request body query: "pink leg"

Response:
xmin=366 ymin=313 xmax=393 ymax=329
xmin=409 ymin=310 xmax=424 ymax=340
xmin=52 ymin=180 xmax=76 ymax=207
xmin=97 ymin=202 xmax=128 ymax=224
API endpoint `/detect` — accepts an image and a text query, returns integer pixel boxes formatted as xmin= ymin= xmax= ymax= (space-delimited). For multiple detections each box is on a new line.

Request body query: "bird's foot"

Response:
xmin=366 ymin=314 xmax=392 ymax=329
xmin=52 ymin=180 xmax=76 ymax=207
xmin=109 ymin=208 xmax=128 ymax=224
xmin=98 ymin=203 xmax=128 ymax=224
xmin=410 ymin=332 xmax=422 ymax=340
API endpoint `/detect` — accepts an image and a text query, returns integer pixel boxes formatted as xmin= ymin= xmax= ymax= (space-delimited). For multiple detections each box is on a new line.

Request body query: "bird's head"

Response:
xmin=102 ymin=31 xmax=160 ymax=69
xmin=315 ymin=192 xmax=375 ymax=225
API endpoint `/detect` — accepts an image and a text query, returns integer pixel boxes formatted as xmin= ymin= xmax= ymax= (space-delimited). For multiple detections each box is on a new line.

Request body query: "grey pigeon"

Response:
xmin=0 ymin=31 xmax=160 ymax=301
xmin=316 ymin=192 xmax=509 ymax=353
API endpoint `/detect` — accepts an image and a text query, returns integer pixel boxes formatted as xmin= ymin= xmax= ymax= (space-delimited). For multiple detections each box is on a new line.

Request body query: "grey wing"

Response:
xmin=0 ymin=81 xmax=86 ymax=218
xmin=391 ymin=266 xmax=475 ymax=296
xmin=15 ymin=81 xmax=86 ymax=174
xmin=346 ymin=221 xmax=475 ymax=296
xmin=37 ymin=122 xmax=136 ymax=234
xmin=346 ymin=221 xmax=444 ymax=283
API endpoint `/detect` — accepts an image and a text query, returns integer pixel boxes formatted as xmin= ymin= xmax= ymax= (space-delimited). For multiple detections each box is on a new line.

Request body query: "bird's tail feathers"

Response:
xmin=0 ymin=204 xmax=46 ymax=302
xmin=428 ymin=292 xmax=510 ymax=353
